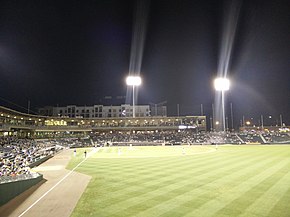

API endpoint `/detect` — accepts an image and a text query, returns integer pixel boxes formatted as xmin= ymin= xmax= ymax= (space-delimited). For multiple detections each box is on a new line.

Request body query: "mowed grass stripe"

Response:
xmin=83 ymin=145 xmax=267 ymax=179
xmin=215 ymin=158 xmax=290 ymax=216
xmin=238 ymin=169 xmax=290 ymax=217
xmin=182 ymin=157 xmax=290 ymax=217
xmin=94 ymin=148 xmax=281 ymax=216
xmin=80 ymin=147 xmax=262 ymax=206
xmin=267 ymin=178 xmax=290 ymax=217
xmin=76 ymin=145 xmax=257 ymax=176
xmin=94 ymin=146 xmax=218 ymax=163
xmin=70 ymin=146 xmax=290 ymax=217
xmin=94 ymin=146 xmax=215 ymax=158
xmin=91 ymin=147 xmax=281 ymax=192
xmin=75 ymin=147 xmax=278 ymax=214
xmin=76 ymin=148 xmax=241 ymax=194
xmin=72 ymin=148 xmax=246 ymax=215
xmin=122 ymin=149 xmax=286 ymax=217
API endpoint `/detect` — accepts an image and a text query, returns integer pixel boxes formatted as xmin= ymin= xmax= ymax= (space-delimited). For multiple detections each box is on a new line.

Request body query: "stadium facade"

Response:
xmin=0 ymin=106 xmax=206 ymax=138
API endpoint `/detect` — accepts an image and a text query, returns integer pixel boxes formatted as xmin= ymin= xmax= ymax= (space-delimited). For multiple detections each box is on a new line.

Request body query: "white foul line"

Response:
xmin=18 ymin=148 xmax=99 ymax=217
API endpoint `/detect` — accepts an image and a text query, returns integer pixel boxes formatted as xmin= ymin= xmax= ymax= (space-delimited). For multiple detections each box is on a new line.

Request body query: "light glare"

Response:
xmin=126 ymin=76 xmax=142 ymax=86
xmin=214 ymin=78 xmax=230 ymax=91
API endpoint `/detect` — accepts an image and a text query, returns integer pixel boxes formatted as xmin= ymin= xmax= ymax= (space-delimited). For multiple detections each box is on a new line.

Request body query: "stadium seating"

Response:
xmin=1 ymin=131 xmax=290 ymax=183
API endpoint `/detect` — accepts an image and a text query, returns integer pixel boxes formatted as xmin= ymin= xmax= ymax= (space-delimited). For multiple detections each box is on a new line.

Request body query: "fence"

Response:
xmin=0 ymin=172 xmax=43 ymax=206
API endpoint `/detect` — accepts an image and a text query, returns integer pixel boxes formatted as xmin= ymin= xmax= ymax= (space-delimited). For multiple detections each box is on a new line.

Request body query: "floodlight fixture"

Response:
xmin=214 ymin=77 xmax=230 ymax=132
xmin=214 ymin=78 xmax=230 ymax=91
xmin=126 ymin=75 xmax=142 ymax=118
xmin=126 ymin=76 xmax=142 ymax=86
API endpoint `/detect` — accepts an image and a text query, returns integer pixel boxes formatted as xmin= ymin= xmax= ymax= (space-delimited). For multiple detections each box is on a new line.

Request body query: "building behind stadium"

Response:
xmin=38 ymin=104 xmax=167 ymax=118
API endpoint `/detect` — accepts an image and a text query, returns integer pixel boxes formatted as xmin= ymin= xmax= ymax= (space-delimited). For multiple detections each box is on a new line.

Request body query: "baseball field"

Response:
xmin=67 ymin=145 xmax=290 ymax=217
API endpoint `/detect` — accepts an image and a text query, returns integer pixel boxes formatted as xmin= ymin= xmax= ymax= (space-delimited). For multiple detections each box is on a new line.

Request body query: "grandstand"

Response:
xmin=0 ymin=106 xmax=206 ymax=138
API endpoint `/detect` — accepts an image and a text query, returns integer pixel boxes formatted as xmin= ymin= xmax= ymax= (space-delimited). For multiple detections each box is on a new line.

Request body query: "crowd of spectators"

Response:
xmin=89 ymin=130 xmax=290 ymax=146
xmin=262 ymin=132 xmax=290 ymax=144
xmin=45 ymin=137 xmax=92 ymax=148
xmin=1 ymin=130 xmax=289 ymax=182
xmin=0 ymin=137 xmax=59 ymax=180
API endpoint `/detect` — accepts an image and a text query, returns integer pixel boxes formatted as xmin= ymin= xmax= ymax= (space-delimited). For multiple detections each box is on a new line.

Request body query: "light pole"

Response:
xmin=261 ymin=115 xmax=264 ymax=129
xmin=126 ymin=76 xmax=141 ymax=118
xmin=214 ymin=77 xmax=230 ymax=132
xmin=230 ymin=102 xmax=234 ymax=131
xmin=280 ymin=114 xmax=283 ymax=127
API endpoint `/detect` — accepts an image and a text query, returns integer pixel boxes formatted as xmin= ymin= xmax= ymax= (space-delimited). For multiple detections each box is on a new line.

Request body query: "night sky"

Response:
xmin=0 ymin=0 xmax=289 ymax=126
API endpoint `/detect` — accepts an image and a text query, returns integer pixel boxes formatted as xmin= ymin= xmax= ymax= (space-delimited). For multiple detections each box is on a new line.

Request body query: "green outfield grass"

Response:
xmin=67 ymin=145 xmax=290 ymax=217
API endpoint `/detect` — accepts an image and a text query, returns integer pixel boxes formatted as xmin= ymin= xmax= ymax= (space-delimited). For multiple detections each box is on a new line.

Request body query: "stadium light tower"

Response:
xmin=214 ymin=77 xmax=230 ymax=131
xmin=126 ymin=76 xmax=142 ymax=118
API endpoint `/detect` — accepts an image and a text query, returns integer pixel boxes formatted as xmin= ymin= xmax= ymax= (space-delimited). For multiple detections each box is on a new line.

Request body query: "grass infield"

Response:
xmin=67 ymin=145 xmax=290 ymax=217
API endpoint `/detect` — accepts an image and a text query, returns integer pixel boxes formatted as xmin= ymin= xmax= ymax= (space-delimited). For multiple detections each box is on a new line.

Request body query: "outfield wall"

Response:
xmin=0 ymin=173 xmax=43 ymax=206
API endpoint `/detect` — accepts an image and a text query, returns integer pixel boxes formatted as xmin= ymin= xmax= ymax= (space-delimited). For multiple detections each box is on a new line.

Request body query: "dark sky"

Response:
xmin=0 ymin=0 xmax=289 ymax=126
